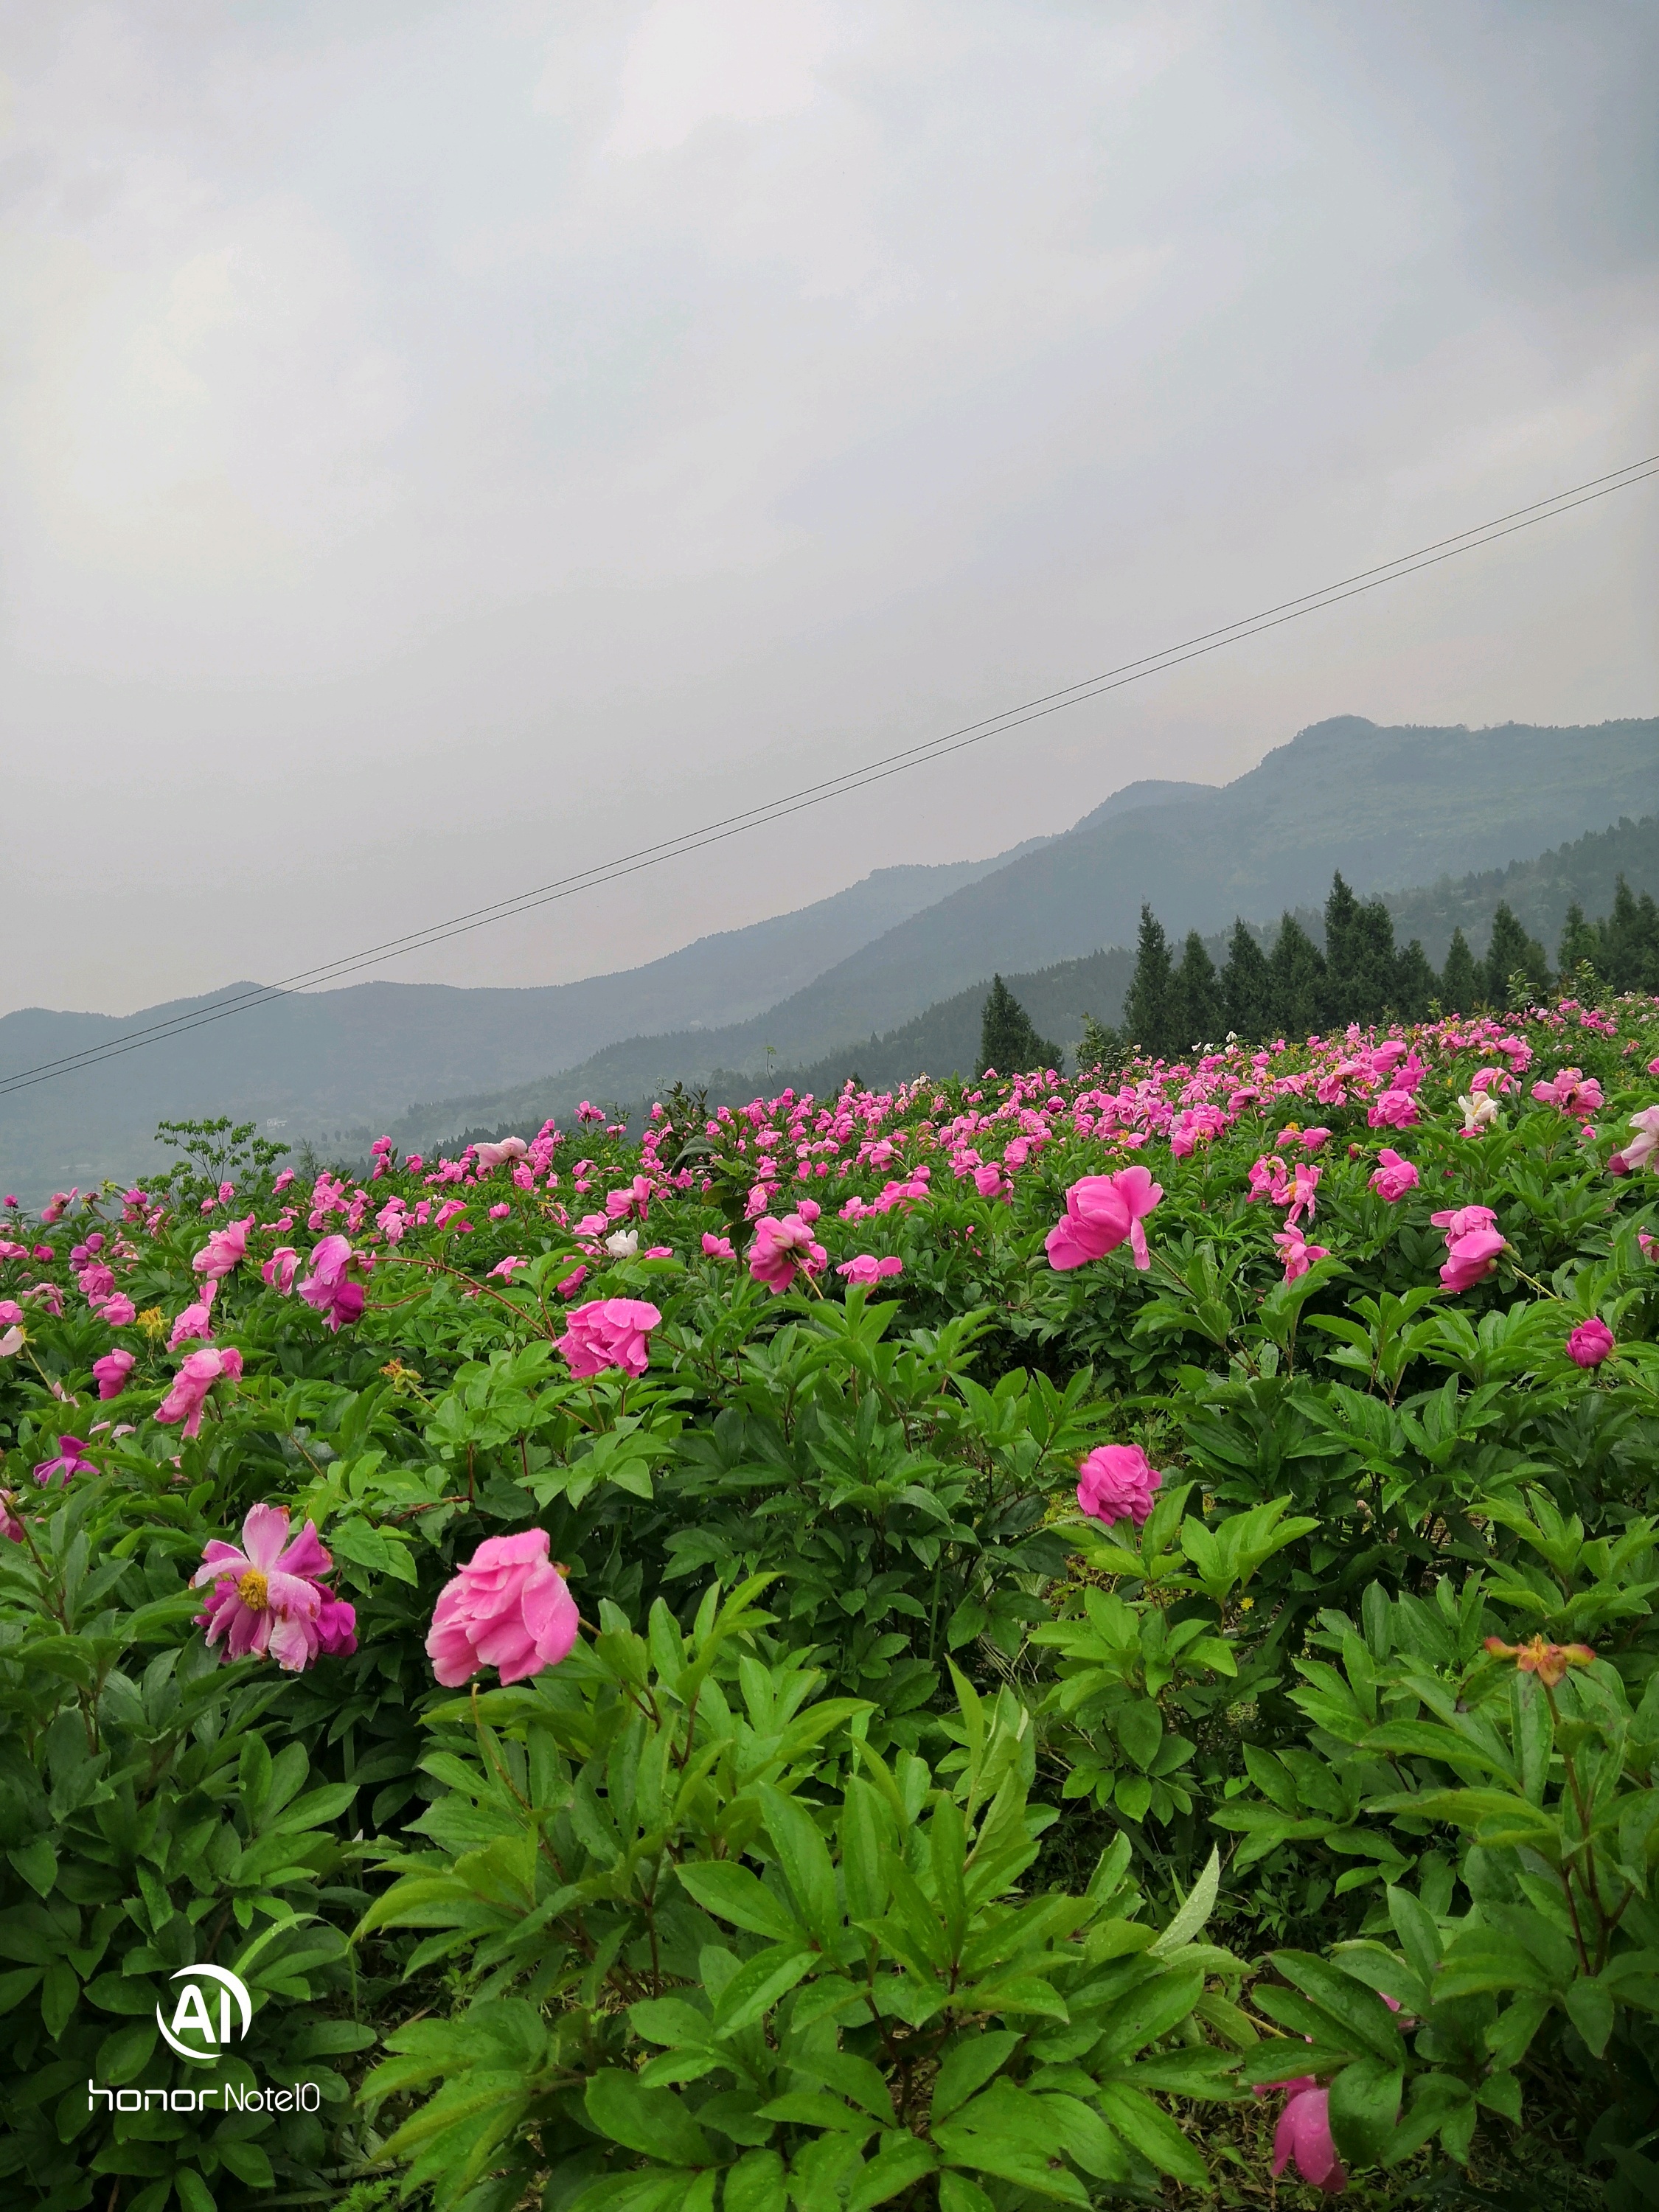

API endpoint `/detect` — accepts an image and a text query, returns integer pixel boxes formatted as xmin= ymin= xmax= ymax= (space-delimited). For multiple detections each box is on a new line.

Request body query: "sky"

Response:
xmin=2 ymin=0 xmax=1655 ymax=1018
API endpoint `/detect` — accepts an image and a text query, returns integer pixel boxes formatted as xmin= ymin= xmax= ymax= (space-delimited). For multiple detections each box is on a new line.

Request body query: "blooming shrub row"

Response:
xmin=4 ymin=996 xmax=1659 ymax=2206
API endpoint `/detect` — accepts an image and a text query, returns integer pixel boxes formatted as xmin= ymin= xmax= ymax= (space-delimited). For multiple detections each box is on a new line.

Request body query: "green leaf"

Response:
xmin=1150 ymin=1846 xmax=1220 ymax=1956
xmin=675 ymin=1860 xmax=805 ymax=1944
xmin=8 ymin=1840 xmax=57 ymax=1899
xmin=937 ymin=2180 xmax=997 ymax=2212
xmin=1565 ymin=1975 xmax=1615 ymax=2058
xmin=759 ymin=1784 xmax=839 ymax=1947
xmin=584 ymin=2071 xmax=714 ymax=2167
xmin=721 ymin=2149 xmax=787 ymax=2212
xmin=175 ymin=2169 xmax=217 ymax=2212
xmin=215 ymin=2141 xmax=275 ymax=2188
xmin=1095 ymin=2083 xmax=1208 ymax=2187
xmin=931 ymin=2032 xmax=1022 ymax=2123
xmin=1115 ymin=1700 xmax=1162 ymax=1771
xmin=1272 ymin=1952 xmax=1407 ymax=2062
xmin=1329 ymin=2057 xmax=1402 ymax=2167
xmin=710 ymin=1945 xmax=816 ymax=2034
xmin=845 ymin=2134 xmax=937 ymax=2209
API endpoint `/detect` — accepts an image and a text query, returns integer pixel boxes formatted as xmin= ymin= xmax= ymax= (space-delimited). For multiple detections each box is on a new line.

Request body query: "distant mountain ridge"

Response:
xmin=1 ymin=714 xmax=1652 ymax=1194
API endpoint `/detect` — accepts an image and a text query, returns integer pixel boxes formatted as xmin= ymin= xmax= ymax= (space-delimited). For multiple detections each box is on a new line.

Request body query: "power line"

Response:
xmin=4 ymin=452 xmax=1655 ymax=1102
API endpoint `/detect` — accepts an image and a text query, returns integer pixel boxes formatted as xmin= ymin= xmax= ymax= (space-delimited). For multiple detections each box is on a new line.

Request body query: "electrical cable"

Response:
xmin=4 ymin=452 xmax=1655 ymax=1100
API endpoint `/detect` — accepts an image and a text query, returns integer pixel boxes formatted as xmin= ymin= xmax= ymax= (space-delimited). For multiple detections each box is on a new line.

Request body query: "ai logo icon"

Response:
xmin=155 ymin=1965 xmax=254 ymax=2062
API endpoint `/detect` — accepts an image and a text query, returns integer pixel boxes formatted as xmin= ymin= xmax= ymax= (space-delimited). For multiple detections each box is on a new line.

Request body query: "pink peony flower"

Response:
xmin=1430 ymin=1203 xmax=1498 ymax=1239
xmin=1274 ymin=1229 xmax=1329 ymax=1282
xmin=1608 ymin=1106 xmax=1659 ymax=1175
xmin=749 ymin=1212 xmax=829 ymax=1293
xmin=34 ymin=1436 xmax=96 ymax=1488
xmin=192 ymin=1214 xmax=254 ymax=1280
xmin=700 ymin=1232 xmax=735 ymax=1259
xmin=0 ymin=1489 xmax=22 ymax=1543
xmin=1283 ymin=1161 xmax=1321 ymax=1231
xmin=973 ymin=1161 xmax=1012 ymax=1201
xmin=473 ymin=1137 xmax=529 ymax=1174
xmin=557 ymin=1263 xmax=588 ymax=1298
xmin=77 ymin=1262 xmax=116 ymax=1302
xmin=192 ymin=1503 xmax=355 ymax=1672
xmin=169 ymin=1292 xmax=216 ymax=1349
xmin=487 ymin=1255 xmax=530 ymax=1279
xmin=1046 ymin=1167 xmax=1163 ymax=1272
xmin=426 ymin=1528 xmax=578 ymax=1686
xmin=1440 ymin=1228 xmax=1506 ymax=1294
xmin=1273 ymin=2083 xmax=1347 ymax=2193
xmin=297 ymin=1235 xmax=369 ymax=1332
xmin=1077 ymin=1444 xmax=1163 ymax=1529
xmin=1568 ymin=1316 xmax=1615 ymax=1368
xmin=557 ymin=1297 xmax=661 ymax=1378
xmin=837 ymin=1253 xmax=904 ymax=1284
xmin=605 ymin=1175 xmax=653 ymax=1222
xmin=92 ymin=1349 xmax=136 ymax=1399
xmin=262 ymin=1245 xmax=300 ymax=1292
xmin=1367 ymin=1088 xmax=1419 ymax=1130
xmin=1368 ymin=1150 xmax=1419 ymax=1203
xmin=0 ymin=1324 xmax=23 ymax=1360
xmin=155 ymin=1346 xmax=244 ymax=1439
xmin=1531 ymin=1068 xmax=1603 ymax=1118
xmin=94 ymin=1292 xmax=137 ymax=1326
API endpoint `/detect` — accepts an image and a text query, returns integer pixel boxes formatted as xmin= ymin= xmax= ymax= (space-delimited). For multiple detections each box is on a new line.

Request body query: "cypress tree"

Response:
xmin=1482 ymin=902 xmax=1551 ymax=1008
xmin=1600 ymin=877 xmax=1659 ymax=991
xmin=1172 ymin=930 xmax=1224 ymax=1050
xmin=1557 ymin=901 xmax=1602 ymax=982
xmin=1268 ymin=914 xmax=1327 ymax=1038
xmin=1323 ymin=871 xmax=1398 ymax=1024
xmin=978 ymin=976 xmax=1060 ymax=1076
xmin=1076 ymin=1013 xmax=1119 ymax=1075
xmin=1121 ymin=907 xmax=1177 ymax=1057
xmin=1220 ymin=919 xmax=1276 ymax=1040
xmin=1440 ymin=928 xmax=1479 ymax=1012
xmin=1393 ymin=939 xmax=1439 ymax=1021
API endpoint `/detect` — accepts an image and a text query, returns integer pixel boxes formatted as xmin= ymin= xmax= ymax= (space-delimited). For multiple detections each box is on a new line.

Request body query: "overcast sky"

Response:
xmin=2 ymin=0 xmax=1655 ymax=1018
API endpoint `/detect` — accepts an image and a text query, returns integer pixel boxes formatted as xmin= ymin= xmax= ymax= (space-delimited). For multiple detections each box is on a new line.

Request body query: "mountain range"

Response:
xmin=1 ymin=714 xmax=1653 ymax=1194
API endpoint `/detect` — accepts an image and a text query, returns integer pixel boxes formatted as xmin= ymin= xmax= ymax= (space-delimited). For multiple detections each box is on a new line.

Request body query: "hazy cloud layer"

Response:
xmin=2 ymin=0 xmax=1655 ymax=1016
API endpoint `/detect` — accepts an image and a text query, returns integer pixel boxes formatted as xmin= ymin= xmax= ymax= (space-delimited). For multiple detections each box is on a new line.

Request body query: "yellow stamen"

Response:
xmin=237 ymin=1569 xmax=270 ymax=1611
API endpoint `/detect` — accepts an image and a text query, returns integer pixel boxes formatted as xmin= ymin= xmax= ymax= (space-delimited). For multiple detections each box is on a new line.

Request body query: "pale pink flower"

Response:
xmin=192 ymin=1503 xmax=355 ymax=1672
xmin=1046 ymin=1167 xmax=1162 ymax=1272
xmin=192 ymin=1214 xmax=254 ymax=1281
xmin=155 ymin=1346 xmax=244 ymax=1439
xmin=557 ymin=1297 xmax=661 ymax=1378
xmin=0 ymin=1325 xmax=24 ymax=1359
xmin=749 ymin=1213 xmax=829 ymax=1293
xmin=93 ymin=1349 xmax=136 ymax=1399
xmin=1368 ymin=1150 xmax=1419 ymax=1203
xmin=837 ymin=1254 xmax=904 ymax=1284
xmin=262 ymin=1246 xmax=300 ymax=1293
xmin=1608 ymin=1106 xmax=1659 ymax=1175
xmin=1077 ymin=1444 xmax=1162 ymax=1529
xmin=473 ymin=1138 xmax=529 ymax=1174
xmin=1568 ymin=1317 xmax=1615 ymax=1368
xmin=426 ymin=1529 xmax=578 ymax=1687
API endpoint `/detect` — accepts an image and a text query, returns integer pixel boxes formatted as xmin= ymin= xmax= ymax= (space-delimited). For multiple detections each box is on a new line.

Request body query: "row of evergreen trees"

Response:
xmin=971 ymin=872 xmax=1659 ymax=1073
xmin=1093 ymin=872 xmax=1659 ymax=1064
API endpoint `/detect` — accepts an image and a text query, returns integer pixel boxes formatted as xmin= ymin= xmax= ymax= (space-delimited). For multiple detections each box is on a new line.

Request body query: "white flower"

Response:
xmin=605 ymin=1228 xmax=640 ymax=1259
xmin=1457 ymin=1093 xmax=1500 ymax=1133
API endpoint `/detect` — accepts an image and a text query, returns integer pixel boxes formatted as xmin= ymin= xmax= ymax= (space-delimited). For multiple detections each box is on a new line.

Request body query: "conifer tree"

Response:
xmin=1121 ymin=907 xmax=1176 ymax=1057
xmin=1440 ymin=928 xmax=1479 ymax=1012
xmin=1220 ymin=919 xmax=1276 ymax=1040
xmin=1076 ymin=1013 xmax=1119 ymax=1075
xmin=1599 ymin=877 xmax=1659 ymax=991
xmin=1481 ymin=902 xmax=1551 ymax=1008
xmin=1172 ymin=931 xmax=1224 ymax=1050
xmin=1268 ymin=914 xmax=1326 ymax=1037
xmin=1557 ymin=901 xmax=1602 ymax=982
xmin=1323 ymin=871 xmax=1399 ymax=1023
xmin=1393 ymin=939 xmax=1439 ymax=1021
xmin=978 ymin=975 xmax=1060 ymax=1075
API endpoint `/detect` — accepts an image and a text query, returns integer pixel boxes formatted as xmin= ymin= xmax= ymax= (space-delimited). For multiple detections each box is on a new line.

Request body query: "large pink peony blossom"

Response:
xmin=1531 ymin=1068 xmax=1603 ymax=1118
xmin=169 ymin=1284 xmax=216 ymax=1349
xmin=426 ymin=1529 xmax=578 ymax=1686
xmin=1368 ymin=1149 xmax=1419 ymax=1203
xmin=1077 ymin=1444 xmax=1163 ymax=1529
xmin=192 ymin=1214 xmax=254 ymax=1280
xmin=1045 ymin=1167 xmax=1163 ymax=1272
xmin=473 ymin=1137 xmax=529 ymax=1174
xmin=1274 ymin=1228 xmax=1329 ymax=1282
xmin=93 ymin=1292 xmax=136 ymax=1326
xmin=1432 ymin=1206 xmax=1506 ymax=1294
xmin=298 ymin=1235 xmax=369 ymax=1331
xmin=557 ymin=1297 xmax=661 ymax=1377
xmin=193 ymin=1503 xmax=356 ymax=1672
xmin=92 ymin=1349 xmax=136 ymax=1399
xmin=155 ymin=1346 xmax=244 ymax=1439
xmin=1273 ymin=2082 xmax=1348 ymax=2193
xmin=748 ymin=1212 xmax=829 ymax=1293
xmin=262 ymin=1245 xmax=300 ymax=1292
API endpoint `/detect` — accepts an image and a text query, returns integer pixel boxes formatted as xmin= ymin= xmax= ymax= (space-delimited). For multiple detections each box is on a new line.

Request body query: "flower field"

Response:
xmin=6 ymin=998 xmax=1659 ymax=2211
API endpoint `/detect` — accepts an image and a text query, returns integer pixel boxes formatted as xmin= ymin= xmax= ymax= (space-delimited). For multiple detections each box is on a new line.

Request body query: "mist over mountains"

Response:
xmin=2 ymin=714 xmax=1653 ymax=1194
